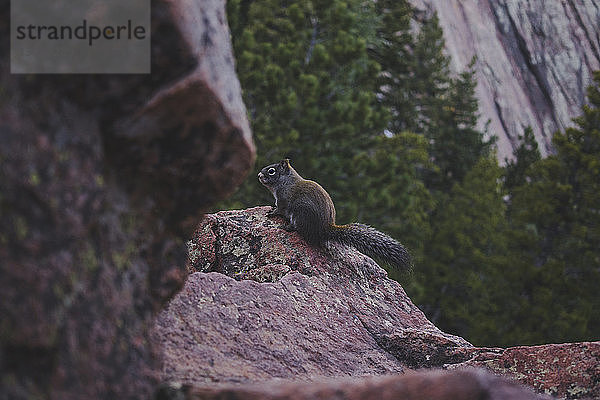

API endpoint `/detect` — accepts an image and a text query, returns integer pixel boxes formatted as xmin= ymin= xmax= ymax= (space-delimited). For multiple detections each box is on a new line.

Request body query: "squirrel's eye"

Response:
xmin=268 ymin=168 xmax=276 ymax=176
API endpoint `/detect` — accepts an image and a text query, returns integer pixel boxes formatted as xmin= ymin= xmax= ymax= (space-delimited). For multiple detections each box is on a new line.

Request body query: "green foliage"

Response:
xmin=503 ymin=72 xmax=600 ymax=344
xmin=225 ymin=0 xmax=386 ymax=220
xmin=372 ymin=10 xmax=493 ymax=192
xmin=423 ymin=58 xmax=495 ymax=192
xmin=411 ymin=13 xmax=451 ymax=135
xmin=225 ymin=0 xmax=600 ymax=347
xmin=349 ymin=132 xmax=435 ymax=265
xmin=424 ymin=73 xmax=600 ymax=346
xmin=413 ymin=156 xmax=510 ymax=343
xmin=369 ymin=0 xmax=415 ymax=133
xmin=504 ymin=126 xmax=541 ymax=191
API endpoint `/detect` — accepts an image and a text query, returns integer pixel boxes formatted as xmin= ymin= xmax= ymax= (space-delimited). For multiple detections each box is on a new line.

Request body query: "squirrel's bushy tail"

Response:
xmin=328 ymin=223 xmax=412 ymax=271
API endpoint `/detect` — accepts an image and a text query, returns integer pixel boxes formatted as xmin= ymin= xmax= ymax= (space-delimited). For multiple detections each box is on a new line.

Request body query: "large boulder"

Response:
xmin=154 ymin=207 xmax=599 ymax=399
xmin=155 ymin=207 xmax=470 ymax=385
xmin=0 ymin=0 xmax=254 ymax=398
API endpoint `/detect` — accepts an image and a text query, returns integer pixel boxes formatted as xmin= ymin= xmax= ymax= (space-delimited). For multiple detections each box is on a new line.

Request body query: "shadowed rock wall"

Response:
xmin=0 ymin=0 xmax=254 ymax=398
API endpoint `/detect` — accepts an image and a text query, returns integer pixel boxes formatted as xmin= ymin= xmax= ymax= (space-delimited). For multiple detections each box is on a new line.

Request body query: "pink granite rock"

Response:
xmin=453 ymin=342 xmax=600 ymax=399
xmin=154 ymin=207 xmax=599 ymax=399
xmin=157 ymin=207 xmax=470 ymax=385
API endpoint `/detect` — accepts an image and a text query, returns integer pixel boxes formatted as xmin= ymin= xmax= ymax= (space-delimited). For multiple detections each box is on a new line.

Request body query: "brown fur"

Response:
xmin=258 ymin=159 xmax=412 ymax=271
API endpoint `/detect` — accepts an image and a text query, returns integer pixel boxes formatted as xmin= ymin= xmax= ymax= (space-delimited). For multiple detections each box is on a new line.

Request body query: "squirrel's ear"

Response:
xmin=280 ymin=158 xmax=291 ymax=169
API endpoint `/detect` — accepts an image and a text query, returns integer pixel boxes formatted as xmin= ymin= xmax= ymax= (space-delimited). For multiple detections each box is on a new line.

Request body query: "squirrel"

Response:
xmin=258 ymin=159 xmax=412 ymax=271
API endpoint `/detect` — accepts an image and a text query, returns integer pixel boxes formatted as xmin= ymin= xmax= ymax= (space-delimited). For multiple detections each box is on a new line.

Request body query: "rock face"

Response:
xmin=154 ymin=207 xmax=599 ymax=399
xmin=0 ymin=0 xmax=254 ymax=398
xmin=156 ymin=207 xmax=471 ymax=385
xmin=411 ymin=0 xmax=600 ymax=160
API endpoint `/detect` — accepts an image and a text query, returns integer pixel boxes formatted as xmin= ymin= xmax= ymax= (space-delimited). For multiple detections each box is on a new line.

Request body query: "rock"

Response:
xmin=453 ymin=342 xmax=600 ymax=399
xmin=156 ymin=369 xmax=552 ymax=400
xmin=155 ymin=207 xmax=600 ymax=399
xmin=0 ymin=0 xmax=254 ymax=398
xmin=410 ymin=0 xmax=600 ymax=160
xmin=109 ymin=0 xmax=254 ymax=233
xmin=156 ymin=207 xmax=471 ymax=385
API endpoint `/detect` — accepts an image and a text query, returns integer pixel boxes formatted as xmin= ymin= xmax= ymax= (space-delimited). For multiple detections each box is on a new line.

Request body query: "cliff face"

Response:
xmin=411 ymin=0 xmax=600 ymax=159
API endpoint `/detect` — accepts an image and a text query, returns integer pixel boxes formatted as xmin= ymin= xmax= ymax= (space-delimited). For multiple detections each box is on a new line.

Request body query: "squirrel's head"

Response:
xmin=258 ymin=159 xmax=292 ymax=189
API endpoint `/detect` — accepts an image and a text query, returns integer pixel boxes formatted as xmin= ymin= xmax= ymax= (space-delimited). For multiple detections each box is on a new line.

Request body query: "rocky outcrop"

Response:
xmin=411 ymin=0 xmax=600 ymax=160
xmin=0 ymin=0 xmax=254 ymax=398
xmin=154 ymin=207 xmax=599 ymax=399
xmin=157 ymin=207 xmax=471 ymax=385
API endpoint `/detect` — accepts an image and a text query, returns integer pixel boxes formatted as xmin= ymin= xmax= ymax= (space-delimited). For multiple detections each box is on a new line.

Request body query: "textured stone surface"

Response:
xmin=156 ymin=207 xmax=471 ymax=385
xmin=0 ymin=0 xmax=254 ymax=398
xmin=453 ymin=342 xmax=600 ymax=399
xmin=411 ymin=0 xmax=600 ymax=160
xmin=156 ymin=369 xmax=551 ymax=400
xmin=109 ymin=0 xmax=254 ymax=233
xmin=155 ymin=207 xmax=600 ymax=399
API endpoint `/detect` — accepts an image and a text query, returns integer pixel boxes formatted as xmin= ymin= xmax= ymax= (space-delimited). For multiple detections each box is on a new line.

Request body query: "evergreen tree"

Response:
xmin=225 ymin=0 xmax=386 ymax=221
xmin=505 ymin=71 xmax=600 ymax=344
xmin=415 ymin=156 xmax=510 ymax=342
xmin=368 ymin=0 xmax=416 ymax=134
xmin=349 ymin=131 xmax=435 ymax=268
xmin=426 ymin=62 xmax=494 ymax=191
xmin=399 ymin=17 xmax=500 ymax=343
xmin=504 ymin=126 xmax=541 ymax=191
xmin=372 ymin=9 xmax=492 ymax=191
xmin=411 ymin=13 xmax=451 ymax=136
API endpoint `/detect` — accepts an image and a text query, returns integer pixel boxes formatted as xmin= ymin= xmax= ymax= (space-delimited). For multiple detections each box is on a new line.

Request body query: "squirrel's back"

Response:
xmin=287 ymin=179 xmax=335 ymax=246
